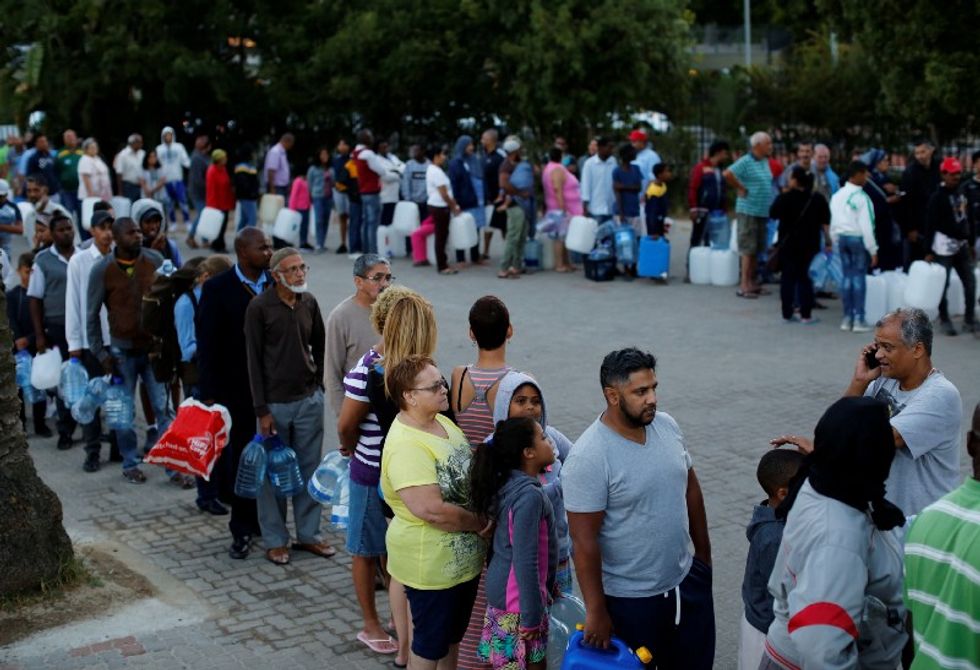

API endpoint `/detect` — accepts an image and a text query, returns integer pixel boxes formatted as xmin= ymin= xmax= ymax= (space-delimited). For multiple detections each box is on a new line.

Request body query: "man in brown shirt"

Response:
xmin=244 ymin=247 xmax=332 ymax=565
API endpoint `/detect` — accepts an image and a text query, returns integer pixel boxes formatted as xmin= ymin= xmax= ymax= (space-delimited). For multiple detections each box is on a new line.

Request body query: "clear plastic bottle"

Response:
xmin=102 ymin=377 xmax=135 ymax=430
xmin=265 ymin=435 xmax=303 ymax=498
xmin=15 ymin=350 xmax=32 ymax=388
xmin=158 ymin=259 xmax=175 ymax=276
xmin=58 ymin=357 xmax=90 ymax=406
xmin=330 ymin=468 xmax=351 ymax=530
xmin=307 ymin=451 xmax=349 ymax=504
xmin=71 ymin=376 xmax=108 ymax=424
xmin=234 ymin=435 xmax=268 ymax=499
xmin=614 ymin=225 xmax=637 ymax=265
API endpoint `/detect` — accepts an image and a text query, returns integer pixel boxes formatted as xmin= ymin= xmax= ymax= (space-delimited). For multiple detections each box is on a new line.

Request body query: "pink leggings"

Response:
xmin=411 ymin=216 xmax=435 ymax=263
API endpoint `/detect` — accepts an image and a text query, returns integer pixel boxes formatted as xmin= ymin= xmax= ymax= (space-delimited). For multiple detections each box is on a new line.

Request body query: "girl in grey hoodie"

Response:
xmin=491 ymin=371 xmax=574 ymax=594
xmin=471 ymin=417 xmax=558 ymax=670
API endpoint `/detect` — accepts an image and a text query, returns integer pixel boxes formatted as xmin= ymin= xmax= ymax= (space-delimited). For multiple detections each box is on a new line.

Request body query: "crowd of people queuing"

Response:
xmin=1 ymin=122 xmax=978 ymax=670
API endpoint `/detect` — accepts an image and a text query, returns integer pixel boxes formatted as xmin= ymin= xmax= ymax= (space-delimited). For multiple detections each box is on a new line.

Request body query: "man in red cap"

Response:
xmin=630 ymin=128 xmax=661 ymax=195
xmin=926 ymin=156 xmax=976 ymax=335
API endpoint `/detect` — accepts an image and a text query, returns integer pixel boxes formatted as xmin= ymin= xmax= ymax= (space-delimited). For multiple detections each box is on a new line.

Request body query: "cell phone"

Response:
xmin=865 ymin=346 xmax=880 ymax=369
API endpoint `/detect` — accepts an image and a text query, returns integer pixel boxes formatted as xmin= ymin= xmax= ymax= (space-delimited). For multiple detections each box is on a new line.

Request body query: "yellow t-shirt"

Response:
xmin=381 ymin=414 xmax=486 ymax=589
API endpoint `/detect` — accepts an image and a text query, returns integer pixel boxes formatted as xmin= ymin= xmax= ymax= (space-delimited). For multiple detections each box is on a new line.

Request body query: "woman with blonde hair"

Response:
xmin=337 ymin=288 xmax=437 ymax=666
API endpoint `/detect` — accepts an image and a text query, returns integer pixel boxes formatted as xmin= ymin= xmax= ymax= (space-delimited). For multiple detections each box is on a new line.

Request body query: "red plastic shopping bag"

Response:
xmin=145 ymin=399 xmax=232 ymax=480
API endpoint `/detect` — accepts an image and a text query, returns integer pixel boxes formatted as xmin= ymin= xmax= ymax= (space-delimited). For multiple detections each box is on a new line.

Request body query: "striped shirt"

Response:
xmin=344 ymin=349 xmax=384 ymax=486
xmin=904 ymin=477 xmax=980 ymax=670
xmin=455 ymin=365 xmax=510 ymax=446
xmin=729 ymin=153 xmax=773 ymax=217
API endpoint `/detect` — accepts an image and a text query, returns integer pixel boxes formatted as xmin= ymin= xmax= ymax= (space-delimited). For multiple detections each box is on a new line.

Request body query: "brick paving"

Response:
xmin=2 ymin=221 xmax=977 ymax=669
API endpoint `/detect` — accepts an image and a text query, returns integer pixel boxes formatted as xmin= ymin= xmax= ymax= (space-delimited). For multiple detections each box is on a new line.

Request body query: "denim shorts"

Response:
xmin=345 ymin=480 xmax=388 ymax=557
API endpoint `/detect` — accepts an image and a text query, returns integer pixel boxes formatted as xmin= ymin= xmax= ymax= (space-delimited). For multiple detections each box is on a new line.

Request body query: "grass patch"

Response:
xmin=0 ymin=555 xmax=98 ymax=611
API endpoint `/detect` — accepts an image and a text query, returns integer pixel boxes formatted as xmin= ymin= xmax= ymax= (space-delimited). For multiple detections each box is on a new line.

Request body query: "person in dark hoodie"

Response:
xmin=471 ymin=416 xmax=557 ymax=670
xmin=925 ymin=157 xmax=976 ymax=336
xmin=448 ymin=135 xmax=483 ymax=266
xmin=737 ymin=448 xmax=804 ymax=670
xmin=860 ymin=148 xmax=903 ymax=271
xmin=762 ymin=397 xmax=907 ymax=670
xmin=491 ymin=370 xmax=574 ymax=595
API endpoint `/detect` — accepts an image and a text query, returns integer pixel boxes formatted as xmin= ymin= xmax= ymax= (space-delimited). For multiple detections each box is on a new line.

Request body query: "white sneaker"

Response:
xmin=840 ymin=317 xmax=853 ymax=332
xmin=852 ymin=319 xmax=872 ymax=333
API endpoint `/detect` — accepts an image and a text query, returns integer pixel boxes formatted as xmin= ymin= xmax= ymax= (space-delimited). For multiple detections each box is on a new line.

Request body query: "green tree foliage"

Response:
xmin=0 ymin=0 xmax=694 ymax=150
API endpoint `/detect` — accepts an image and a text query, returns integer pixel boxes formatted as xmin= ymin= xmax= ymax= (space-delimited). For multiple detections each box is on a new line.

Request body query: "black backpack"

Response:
xmin=141 ymin=267 xmax=197 ymax=384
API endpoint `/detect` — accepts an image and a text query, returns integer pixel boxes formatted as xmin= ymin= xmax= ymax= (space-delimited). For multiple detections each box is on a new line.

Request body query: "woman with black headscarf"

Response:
xmin=761 ymin=397 xmax=908 ymax=670
xmin=861 ymin=148 xmax=903 ymax=271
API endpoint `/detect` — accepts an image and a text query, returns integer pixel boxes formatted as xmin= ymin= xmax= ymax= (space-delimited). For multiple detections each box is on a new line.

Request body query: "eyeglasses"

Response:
xmin=280 ymin=264 xmax=310 ymax=276
xmin=412 ymin=379 xmax=449 ymax=393
xmin=363 ymin=273 xmax=394 ymax=283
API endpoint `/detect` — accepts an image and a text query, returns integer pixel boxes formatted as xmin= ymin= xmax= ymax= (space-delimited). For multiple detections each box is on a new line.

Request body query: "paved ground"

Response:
xmin=3 ymin=218 xmax=977 ymax=669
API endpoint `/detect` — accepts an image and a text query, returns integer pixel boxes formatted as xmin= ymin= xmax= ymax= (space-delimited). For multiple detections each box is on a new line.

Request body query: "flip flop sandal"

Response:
xmin=356 ymin=631 xmax=398 ymax=655
xmin=735 ymin=290 xmax=759 ymax=299
xmin=291 ymin=542 xmax=337 ymax=558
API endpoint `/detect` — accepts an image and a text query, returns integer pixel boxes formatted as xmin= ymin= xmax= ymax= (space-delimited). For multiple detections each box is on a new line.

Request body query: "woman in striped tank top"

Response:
xmin=449 ymin=295 xmax=513 ymax=670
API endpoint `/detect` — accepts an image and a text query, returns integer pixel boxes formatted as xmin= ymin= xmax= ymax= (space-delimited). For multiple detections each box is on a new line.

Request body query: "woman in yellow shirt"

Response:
xmin=381 ymin=355 xmax=491 ymax=670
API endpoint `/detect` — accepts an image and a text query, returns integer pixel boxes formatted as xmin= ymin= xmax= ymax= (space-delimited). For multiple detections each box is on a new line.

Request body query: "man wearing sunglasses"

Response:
xmin=325 ymin=253 xmax=393 ymax=416
xmin=244 ymin=246 xmax=333 ymax=565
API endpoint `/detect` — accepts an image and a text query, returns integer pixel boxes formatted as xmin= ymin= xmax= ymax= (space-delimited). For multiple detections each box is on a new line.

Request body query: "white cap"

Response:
xmin=0 ymin=179 xmax=9 ymax=197
xmin=503 ymin=138 xmax=521 ymax=153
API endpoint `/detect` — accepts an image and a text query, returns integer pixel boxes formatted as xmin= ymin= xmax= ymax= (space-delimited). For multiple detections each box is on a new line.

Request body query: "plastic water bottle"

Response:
xmin=330 ymin=467 xmax=351 ymax=530
xmin=70 ymin=376 xmax=109 ymax=424
xmin=103 ymin=377 xmax=135 ymax=430
xmin=614 ymin=226 xmax=636 ymax=265
xmin=560 ymin=628 xmax=651 ymax=670
xmin=235 ymin=435 xmax=268 ymax=499
xmin=307 ymin=451 xmax=349 ymax=504
xmin=15 ymin=350 xmax=32 ymax=388
xmin=58 ymin=357 xmax=90 ymax=406
xmin=266 ymin=436 xmax=303 ymax=498
xmin=158 ymin=259 xmax=175 ymax=276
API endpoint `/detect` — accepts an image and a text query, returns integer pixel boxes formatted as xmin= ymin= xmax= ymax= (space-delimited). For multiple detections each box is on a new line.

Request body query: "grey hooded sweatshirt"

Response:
xmin=492 ymin=371 xmax=573 ymax=561
xmin=484 ymin=470 xmax=557 ymax=630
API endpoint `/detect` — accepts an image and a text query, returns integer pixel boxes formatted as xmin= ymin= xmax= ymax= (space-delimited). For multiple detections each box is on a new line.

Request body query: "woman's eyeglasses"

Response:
xmin=412 ymin=379 xmax=449 ymax=393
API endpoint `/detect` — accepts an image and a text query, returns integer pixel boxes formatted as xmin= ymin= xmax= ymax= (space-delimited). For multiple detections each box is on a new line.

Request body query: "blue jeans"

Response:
xmin=237 ymin=199 xmax=257 ymax=231
xmin=360 ymin=193 xmax=381 ymax=254
xmin=112 ymin=347 xmax=173 ymax=471
xmin=348 ymin=199 xmax=363 ymax=253
xmin=839 ymin=235 xmax=869 ymax=320
xmin=165 ymin=181 xmax=190 ymax=222
xmin=313 ymin=196 xmax=332 ymax=249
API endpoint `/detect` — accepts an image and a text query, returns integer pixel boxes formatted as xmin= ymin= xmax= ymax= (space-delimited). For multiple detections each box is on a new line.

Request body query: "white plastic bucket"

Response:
xmin=426 ymin=234 xmax=437 ymax=266
xmin=376 ymin=225 xmax=393 ymax=258
xmin=565 ymin=216 xmax=597 ymax=254
xmin=449 ymin=213 xmax=478 ymax=250
xmin=883 ymin=271 xmax=907 ymax=313
xmin=110 ymin=196 xmax=132 ymax=218
xmin=392 ymin=201 xmax=421 ymax=235
xmin=709 ymin=249 xmax=739 ymax=286
xmin=273 ymin=208 xmax=302 ymax=246
xmin=689 ymin=247 xmax=712 ymax=285
xmin=864 ymin=274 xmax=888 ymax=325
xmin=946 ymin=271 xmax=966 ymax=317
xmin=196 ymin=207 xmax=224 ymax=244
xmin=81 ymin=197 xmax=101 ymax=231
xmin=259 ymin=194 xmax=285 ymax=225
xmin=903 ymin=261 xmax=946 ymax=313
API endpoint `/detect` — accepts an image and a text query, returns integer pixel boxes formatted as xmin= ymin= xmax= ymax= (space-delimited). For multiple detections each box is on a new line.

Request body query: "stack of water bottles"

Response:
xmin=235 ymin=434 xmax=306 ymax=500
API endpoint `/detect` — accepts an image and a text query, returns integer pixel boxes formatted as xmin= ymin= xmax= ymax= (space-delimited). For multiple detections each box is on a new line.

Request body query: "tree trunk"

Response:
xmin=0 ymin=287 xmax=73 ymax=595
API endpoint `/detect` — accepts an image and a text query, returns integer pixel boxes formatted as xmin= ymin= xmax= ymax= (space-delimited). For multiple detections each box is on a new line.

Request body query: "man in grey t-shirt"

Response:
xmin=776 ymin=308 xmax=961 ymax=515
xmin=563 ymin=348 xmax=713 ymax=669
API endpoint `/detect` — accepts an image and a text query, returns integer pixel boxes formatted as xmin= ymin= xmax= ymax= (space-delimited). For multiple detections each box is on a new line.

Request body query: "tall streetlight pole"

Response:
xmin=744 ymin=0 xmax=752 ymax=68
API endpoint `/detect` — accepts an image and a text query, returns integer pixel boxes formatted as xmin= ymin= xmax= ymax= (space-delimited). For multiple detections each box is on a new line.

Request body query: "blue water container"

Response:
xmin=15 ymin=350 xmax=32 ymax=388
xmin=613 ymin=225 xmax=637 ymax=265
xmin=103 ymin=377 xmax=135 ymax=430
xmin=266 ymin=435 xmax=304 ymax=498
xmin=330 ymin=467 xmax=351 ymax=530
xmin=707 ymin=210 xmax=730 ymax=249
xmin=560 ymin=630 xmax=650 ymax=669
xmin=70 ymin=376 xmax=109 ymax=425
xmin=524 ymin=238 xmax=543 ymax=271
xmin=235 ymin=435 xmax=268 ymax=499
xmin=308 ymin=450 xmax=349 ymax=504
xmin=637 ymin=237 xmax=670 ymax=278
xmin=59 ymin=357 xmax=90 ymax=406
